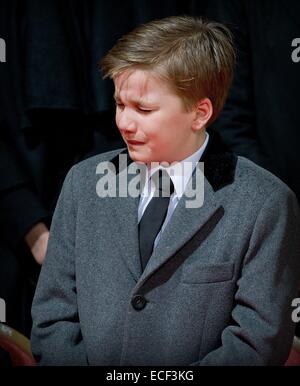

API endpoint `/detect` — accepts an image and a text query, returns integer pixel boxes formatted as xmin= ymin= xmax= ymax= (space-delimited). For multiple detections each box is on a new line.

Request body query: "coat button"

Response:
xmin=131 ymin=295 xmax=147 ymax=311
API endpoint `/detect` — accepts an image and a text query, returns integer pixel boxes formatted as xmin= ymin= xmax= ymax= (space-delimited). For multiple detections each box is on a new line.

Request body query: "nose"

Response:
xmin=116 ymin=108 xmax=137 ymax=134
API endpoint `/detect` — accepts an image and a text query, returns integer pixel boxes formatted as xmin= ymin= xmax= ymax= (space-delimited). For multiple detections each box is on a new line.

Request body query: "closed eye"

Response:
xmin=115 ymin=103 xmax=152 ymax=114
xmin=137 ymin=107 xmax=152 ymax=114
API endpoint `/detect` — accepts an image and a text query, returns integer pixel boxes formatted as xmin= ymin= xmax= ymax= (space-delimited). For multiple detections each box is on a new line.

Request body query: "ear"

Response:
xmin=192 ymin=98 xmax=213 ymax=131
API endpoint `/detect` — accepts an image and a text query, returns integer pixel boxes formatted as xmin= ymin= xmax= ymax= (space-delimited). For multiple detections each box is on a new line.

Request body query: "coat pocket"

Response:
xmin=180 ymin=262 xmax=234 ymax=284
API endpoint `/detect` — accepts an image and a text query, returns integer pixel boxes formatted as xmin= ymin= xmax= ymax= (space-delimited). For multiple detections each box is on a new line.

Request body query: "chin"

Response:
xmin=127 ymin=147 xmax=168 ymax=164
xmin=127 ymin=148 xmax=150 ymax=163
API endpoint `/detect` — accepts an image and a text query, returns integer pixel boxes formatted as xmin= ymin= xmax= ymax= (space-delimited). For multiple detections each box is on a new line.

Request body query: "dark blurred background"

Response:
xmin=0 ymin=0 xmax=299 ymax=338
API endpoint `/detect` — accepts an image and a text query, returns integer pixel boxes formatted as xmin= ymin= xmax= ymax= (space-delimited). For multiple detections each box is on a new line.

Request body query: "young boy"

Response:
xmin=31 ymin=16 xmax=300 ymax=366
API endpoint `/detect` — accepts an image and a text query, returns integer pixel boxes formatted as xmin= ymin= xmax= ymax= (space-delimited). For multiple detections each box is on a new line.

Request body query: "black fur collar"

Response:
xmin=200 ymin=129 xmax=237 ymax=191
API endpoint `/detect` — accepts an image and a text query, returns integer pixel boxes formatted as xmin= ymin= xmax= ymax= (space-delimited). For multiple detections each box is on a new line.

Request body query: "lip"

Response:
xmin=126 ymin=140 xmax=145 ymax=145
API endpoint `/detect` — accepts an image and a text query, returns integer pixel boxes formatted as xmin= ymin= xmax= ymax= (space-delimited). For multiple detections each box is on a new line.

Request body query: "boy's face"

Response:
xmin=114 ymin=69 xmax=205 ymax=164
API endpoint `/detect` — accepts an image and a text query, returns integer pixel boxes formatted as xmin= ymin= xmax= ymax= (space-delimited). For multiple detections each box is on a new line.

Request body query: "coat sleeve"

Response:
xmin=31 ymin=166 xmax=88 ymax=365
xmin=193 ymin=187 xmax=300 ymax=365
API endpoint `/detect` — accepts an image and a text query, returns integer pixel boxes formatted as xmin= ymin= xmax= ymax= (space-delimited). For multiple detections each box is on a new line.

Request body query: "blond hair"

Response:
xmin=101 ymin=16 xmax=235 ymax=125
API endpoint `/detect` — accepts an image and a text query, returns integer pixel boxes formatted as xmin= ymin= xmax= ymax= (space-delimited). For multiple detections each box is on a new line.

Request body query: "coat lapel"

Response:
xmin=139 ymin=171 xmax=223 ymax=285
xmin=109 ymin=151 xmax=142 ymax=282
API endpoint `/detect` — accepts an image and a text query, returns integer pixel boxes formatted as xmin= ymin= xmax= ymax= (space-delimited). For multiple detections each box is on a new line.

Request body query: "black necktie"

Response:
xmin=139 ymin=169 xmax=174 ymax=271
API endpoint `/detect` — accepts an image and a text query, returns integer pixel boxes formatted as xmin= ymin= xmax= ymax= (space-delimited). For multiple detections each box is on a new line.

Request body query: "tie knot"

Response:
xmin=151 ymin=169 xmax=174 ymax=197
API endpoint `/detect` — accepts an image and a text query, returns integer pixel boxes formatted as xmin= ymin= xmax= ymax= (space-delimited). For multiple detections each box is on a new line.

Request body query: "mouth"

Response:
xmin=126 ymin=140 xmax=145 ymax=146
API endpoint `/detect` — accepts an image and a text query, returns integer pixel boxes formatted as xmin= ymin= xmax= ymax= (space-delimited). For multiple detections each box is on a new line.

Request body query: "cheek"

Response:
xmin=115 ymin=111 xmax=121 ymax=128
xmin=146 ymin=115 xmax=168 ymax=136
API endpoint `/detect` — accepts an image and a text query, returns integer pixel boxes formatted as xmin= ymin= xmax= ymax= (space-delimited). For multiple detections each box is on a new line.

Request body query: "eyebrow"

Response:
xmin=113 ymin=93 xmax=153 ymax=106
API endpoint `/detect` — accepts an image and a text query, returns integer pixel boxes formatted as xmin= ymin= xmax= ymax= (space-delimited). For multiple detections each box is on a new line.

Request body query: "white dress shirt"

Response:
xmin=138 ymin=132 xmax=209 ymax=249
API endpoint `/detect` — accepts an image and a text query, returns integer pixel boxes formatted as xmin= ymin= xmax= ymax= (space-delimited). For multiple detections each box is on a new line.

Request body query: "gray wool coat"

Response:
xmin=31 ymin=131 xmax=300 ymax=366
